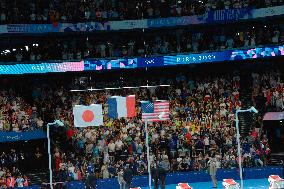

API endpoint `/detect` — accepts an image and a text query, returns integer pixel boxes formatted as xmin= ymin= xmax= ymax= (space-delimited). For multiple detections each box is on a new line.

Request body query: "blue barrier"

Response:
xmin=0 ymin=130 xmax=46 ymax=142
xmin=66 ymin=166 xmax=283 ymax=189
xmin=244 ymin=166 xmax=283 ymax=179
xmin=15 ymin=186 xmax=40 ymax=189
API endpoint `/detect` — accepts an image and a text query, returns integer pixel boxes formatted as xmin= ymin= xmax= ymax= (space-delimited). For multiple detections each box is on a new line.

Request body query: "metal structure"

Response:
xmin=46 ymin=120 xmax=64 ymax=189
xmin=235 ymin=106 xmax=258 ymax=189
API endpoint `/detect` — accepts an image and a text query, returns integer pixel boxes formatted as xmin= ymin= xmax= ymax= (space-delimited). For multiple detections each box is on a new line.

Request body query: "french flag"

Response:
xmin=108 ymin=95 xmax=136 ymax=119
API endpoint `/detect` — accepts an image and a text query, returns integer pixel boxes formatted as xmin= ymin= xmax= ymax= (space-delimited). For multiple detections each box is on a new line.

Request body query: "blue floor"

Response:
xmin=140 ymin=178 xmax=268 ymax=189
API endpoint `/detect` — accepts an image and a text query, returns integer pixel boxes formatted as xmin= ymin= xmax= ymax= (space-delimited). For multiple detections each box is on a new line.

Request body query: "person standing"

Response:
xmin=151 ymin=163 xmax=159 ymax=189
xmin=158 ymin=161 xmax=167 ymax=189
xmin=118 ymin=168 xmax=125 ymax=189
xmin=208 ymin=156 xmax=218 ymax=188
xmin=15 ymin=175 xmax=24 ymax=188
xmin=6 ymin=173 xmax=15 ymax=188
xmin=34 ymin=148 xmax=43 ymax=171
xmin=123 ymin=164 xmax=133 ymax=189
xmin=85 ymin=171 xmax=97 ymax=189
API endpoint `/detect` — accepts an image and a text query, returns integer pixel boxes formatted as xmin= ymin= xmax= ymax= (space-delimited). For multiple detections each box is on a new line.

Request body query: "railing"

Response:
xmin=11 ymin=166 xmax=283 ymax=189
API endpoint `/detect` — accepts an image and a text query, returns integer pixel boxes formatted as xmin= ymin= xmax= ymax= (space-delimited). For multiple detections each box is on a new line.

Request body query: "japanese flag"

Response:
xmin=73 ymin=104 xmax=103 ymax=127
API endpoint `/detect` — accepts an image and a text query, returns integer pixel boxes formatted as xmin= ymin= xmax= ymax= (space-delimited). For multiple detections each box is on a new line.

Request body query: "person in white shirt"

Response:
xmin=115 ymin=139 xmax=123 ymax=151
xmin=117 ymin=168 xmax=125 ymax=189
xmin=36 ymin=117 xmax=43 ymax=128
xmin=108 ymin=140 xmax=116 ymax=156
xmin=208 ymin=156 xmax=218 ymax=188
xmin=101 ymin=163 xmax=109 ymax=178
xmin=68 ymin=162 xmax=75 ymax=174
xmin=0 ymin=120 xmax=3 ymax=131
xmin=16 ymin=175 xmax=24 ymax=188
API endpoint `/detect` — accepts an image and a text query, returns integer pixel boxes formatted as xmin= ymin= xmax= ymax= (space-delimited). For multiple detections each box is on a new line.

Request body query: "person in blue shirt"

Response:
xmin=87 ymin=163 xmax=94 ymax=173
xmin=15 ymin=175 xmax=24 ymax=187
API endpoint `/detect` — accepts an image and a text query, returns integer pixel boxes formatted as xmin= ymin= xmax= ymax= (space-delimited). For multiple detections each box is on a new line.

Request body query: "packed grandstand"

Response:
xmin=0 ymin=0 xmax=284 ymax=189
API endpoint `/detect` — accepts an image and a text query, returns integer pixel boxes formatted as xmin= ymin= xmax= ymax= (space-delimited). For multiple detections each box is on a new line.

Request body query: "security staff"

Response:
xmin=151 ymin=164 xmax=159 ymax=189
xmin=123 ymin=164 xmax=133 ymax=189
xmin=85 ymin=172 xmax=97 ymax=189
xmin=208 ymin=156 xmax=218 ymax=188
xmin=158 ymin=162 xmax=167 ymax=189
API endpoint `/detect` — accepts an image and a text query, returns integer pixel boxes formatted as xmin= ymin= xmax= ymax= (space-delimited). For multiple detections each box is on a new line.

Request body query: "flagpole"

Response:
xmin=47 ymin=123 xmax=53 ymax=189
xmin=145 ymin=119 xmax=152 ymax=189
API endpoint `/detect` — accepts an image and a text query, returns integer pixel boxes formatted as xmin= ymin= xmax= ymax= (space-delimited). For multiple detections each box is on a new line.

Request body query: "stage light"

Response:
xmin=156 ymin=100 xmax=167 ymax=102
xmin=87 ymin=87 xmax=103 ymax=91
xmin=140 ymin=85 xmax=158 ymax=88
xmin=122 ymin=86 xmax=139 ymax=89
xmin=70 ymin=89 xmax=86 ymax=92
xmin=105 ymin=87 xmax=121 ymax=90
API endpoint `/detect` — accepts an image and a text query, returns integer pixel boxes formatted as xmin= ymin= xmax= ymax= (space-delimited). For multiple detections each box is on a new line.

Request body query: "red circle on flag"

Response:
xmin=82 ymin=110 xmax=94 ymax=122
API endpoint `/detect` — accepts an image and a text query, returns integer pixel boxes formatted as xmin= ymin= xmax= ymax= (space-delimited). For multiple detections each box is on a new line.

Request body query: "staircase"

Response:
xmin=238 ymin=69 xmax=255 ymax=136
xmin=269 ymin=152 xmax=284 ymax=165
xmin=26 ymin=171 xmax=49 ymax=186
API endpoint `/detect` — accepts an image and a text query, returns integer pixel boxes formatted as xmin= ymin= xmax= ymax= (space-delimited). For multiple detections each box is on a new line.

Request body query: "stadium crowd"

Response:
xmin=1 ymin=65 xmax=283 ymax=187
xmin=252 ymin=70 xmax=284 ymax=112
xmin=0 ymin=148 xmax=31 ymax=188
xmin=0 ymin=23 xmax=283 ymax=62
xmin=0 ymin=2 xmax=283 ymax=189
xmin=0 ymin=90 xmax=44 ymax=132
xmin=1 ymin=0 xmax=284 ymax=24
xmin=0 ymin=67 xmax=283 ymax=187
xmin=48 ymin=72 xmax=272 ymax=183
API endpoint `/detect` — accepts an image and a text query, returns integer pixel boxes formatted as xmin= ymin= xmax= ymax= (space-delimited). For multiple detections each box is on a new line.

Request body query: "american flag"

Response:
xmin=141 ymin=101 xmax=170 ymax=122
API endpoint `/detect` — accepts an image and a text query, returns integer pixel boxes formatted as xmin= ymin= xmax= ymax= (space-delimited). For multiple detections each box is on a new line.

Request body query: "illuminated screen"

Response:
xmin=0 ymin=45 xmax=283 ymax=75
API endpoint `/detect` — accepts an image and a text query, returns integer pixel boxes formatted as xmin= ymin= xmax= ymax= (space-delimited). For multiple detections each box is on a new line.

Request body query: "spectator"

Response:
xmin=0 ymin=65 xmax=280 ymax=188
xmin=123 ymin=164 xmax=133 ymax=189
xmin=1 ymin=23 xmax=283 ymax=62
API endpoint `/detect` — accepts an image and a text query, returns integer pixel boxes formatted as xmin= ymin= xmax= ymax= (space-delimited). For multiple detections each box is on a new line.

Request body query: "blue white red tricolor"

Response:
xmin=108 ymin=95 xmax=136 ymax=119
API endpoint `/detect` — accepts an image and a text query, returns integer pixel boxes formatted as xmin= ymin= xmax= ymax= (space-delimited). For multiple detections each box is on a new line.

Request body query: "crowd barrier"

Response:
xmin=0 ymin=130 xmax=46 ymax=143
xmin=10 ymin=167 xmax=283 ymax=189
xmin=65 ymin=166 xmax=283 ymax=189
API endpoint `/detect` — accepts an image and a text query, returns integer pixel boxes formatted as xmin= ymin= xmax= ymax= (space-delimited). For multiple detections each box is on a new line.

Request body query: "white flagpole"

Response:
xmin=46 ymin=120 xmax=64 ymax=189
xmin=235 ymin=111 xmax=243 ymax=189
xmin=145 ymin=119 xmax=152 ymax=189
xmin=47 ymin=124 xmax=53 ymax=189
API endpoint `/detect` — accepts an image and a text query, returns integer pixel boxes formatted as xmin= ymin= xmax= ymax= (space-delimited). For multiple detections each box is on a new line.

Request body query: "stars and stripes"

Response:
xmin=141 ymin=101 xmax=170 ymax=122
